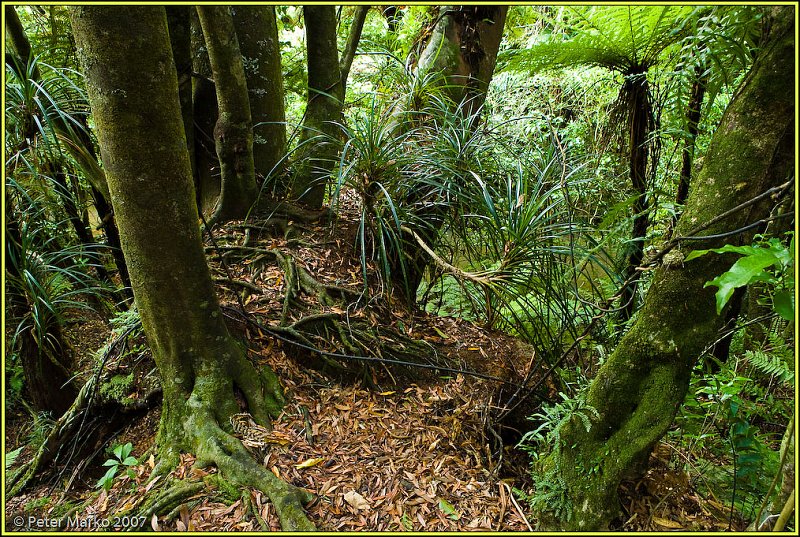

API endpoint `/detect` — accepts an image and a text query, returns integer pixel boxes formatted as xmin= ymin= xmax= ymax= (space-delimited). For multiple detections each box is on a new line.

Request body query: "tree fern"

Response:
xmin=504 ymin=6 xmax=694 ymax=75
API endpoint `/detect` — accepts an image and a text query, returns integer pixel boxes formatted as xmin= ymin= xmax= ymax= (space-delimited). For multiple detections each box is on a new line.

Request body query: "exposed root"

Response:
xmin=128 ymin=479 xmax=206 ymax=530
xmin=7 ymin=376 xmax=97 ymax=496
xmin=185 ymin=405 xmax=316 ymax=530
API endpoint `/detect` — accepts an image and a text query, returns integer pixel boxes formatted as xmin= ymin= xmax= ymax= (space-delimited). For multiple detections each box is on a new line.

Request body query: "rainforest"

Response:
xmin=3 ymin=3 xmax=796 ymax=532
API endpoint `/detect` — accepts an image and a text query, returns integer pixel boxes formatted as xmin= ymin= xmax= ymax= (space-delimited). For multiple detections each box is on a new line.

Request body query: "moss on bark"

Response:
xmin=196 ymin=6 xmax=257 ymax=224
xmin=231 ymin=6 xmax=287 ymax=195
xmin=71 ymin=6 xmax=314 ymax=529
xmin=533 ymin=7 xmax=795 ymax=530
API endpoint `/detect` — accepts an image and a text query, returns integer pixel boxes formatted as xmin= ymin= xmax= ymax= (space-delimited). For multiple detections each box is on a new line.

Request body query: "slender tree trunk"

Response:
xmin=189 ymin=8 xmax=220 ymax=217
xmin=166 ymin=6 xmax=195 ymax=181
xmin=675 ymin=66 xmax=708 ymax=213
xmin=291 ymin=5 xmax=368 ymax=209
xmin=71 ymin=6 xmax=314 ymax=529
xmin=5 ymin=6 xmax=37 ymax=76
xmin=196 ymin=6 xmax=257 ymax=224
xmin=618 ymin=71 xmax=653 ymax=323
xmin=534 ymin=9 xmax=794 ymax=530
xmin=231 ymin=6 xmax=287 ymax=197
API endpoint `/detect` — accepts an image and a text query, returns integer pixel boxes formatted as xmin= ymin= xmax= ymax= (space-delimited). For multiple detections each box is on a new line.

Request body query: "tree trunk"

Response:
xmin=166 ymin=6 xmax=195 ymax=181
xmin=231 ymin=6 xmax=287 ymax=197
xmin=674 ymin=65 xmax=708 ymax=220
xmin=618 ymin=71 xmax=653 ymax=323
xmin=291 ymin=5 xmax=368 ymax=209
xmin=196 ymin=6 xmax=257 ymax=224
xmin=5 ymin=6 xmax=37 ymax=77
xmin=416 ymin=6 xmax=507 ymax=118
xmin=5 ymin=5 xmax=123 ymax=290
xmin=189 ymin=8 xmax=220 ymax=217
xmin=533 ymin=8 xmax=794 ymax=530
xmin=71 ymin=6 xmax=314 ymax=529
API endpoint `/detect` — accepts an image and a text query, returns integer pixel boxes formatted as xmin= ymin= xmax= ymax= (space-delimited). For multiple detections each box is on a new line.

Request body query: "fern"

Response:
xmin=503 ymin=6 xmax=695 ymax=75
xmin=745 ymin=332 xmax=794 ymax=386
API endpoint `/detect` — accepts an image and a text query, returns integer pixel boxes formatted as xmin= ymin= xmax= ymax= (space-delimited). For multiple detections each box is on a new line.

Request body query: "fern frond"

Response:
xmin=745 ymin=349 xmax=794 ymax=385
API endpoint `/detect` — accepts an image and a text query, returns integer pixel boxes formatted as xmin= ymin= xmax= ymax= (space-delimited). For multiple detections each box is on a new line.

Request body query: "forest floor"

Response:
xmin=4 ymin=196 xmax=746 ymax=531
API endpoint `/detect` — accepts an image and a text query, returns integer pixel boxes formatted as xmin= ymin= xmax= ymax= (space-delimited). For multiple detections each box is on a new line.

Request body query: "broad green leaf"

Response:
xmin=773 ymin=290 xmax=794 ymax=321
xmin=97 ymin=466 xmax=118 ymax=490
xmin=438 ymin=498 xmax=460 ymax=520
xmin=103 ymin=459 xmax=120 ymax=467
xmin=704 ymin=251 xmax=779 ymax=314
xmin=121 ymin=456 xmax=138 ymax=466
xmin=686 ymin=243 xmax=777 ymax=262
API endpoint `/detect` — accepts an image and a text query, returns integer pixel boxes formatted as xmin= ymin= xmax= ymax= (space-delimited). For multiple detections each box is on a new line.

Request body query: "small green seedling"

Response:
xmin=97 ymin=442 xmax=138 ymax=491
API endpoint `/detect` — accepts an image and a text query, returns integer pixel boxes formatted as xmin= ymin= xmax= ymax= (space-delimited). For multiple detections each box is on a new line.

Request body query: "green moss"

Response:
xmin=204 ymin=474 xmax=241 ymax=503
xmin=99 ymin=373 xmax=135 ymax=405
xmin=24 ymin=496 xmax=52 ymax=512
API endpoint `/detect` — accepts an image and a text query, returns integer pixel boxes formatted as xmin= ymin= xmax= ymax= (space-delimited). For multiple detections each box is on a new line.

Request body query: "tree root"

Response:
xmin=185 ymin=405 xmax=316 ymax=530
xmin=126 ymin=479 xmax=206 ymax=530
xmin=7 ymin=375 xmax=98 ymax=496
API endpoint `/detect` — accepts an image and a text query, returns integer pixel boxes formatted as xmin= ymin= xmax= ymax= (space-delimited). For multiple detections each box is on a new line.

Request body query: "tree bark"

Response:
xmin=5 ymin=6 xmax=37 ymax=76
xmin=71 ymin=6 xmax=314 ymax=529
xmin=675 ymin=65 xmax=708 ymax=216
xmin=534 ymin=7 xmax=794 ymax=530
xmin=291 ymin=5 xmax=368 ymax=209
xmin=618 ymin=71 xmax=653 ymax=323
xmin=196 ymin=6 xmax=257 ymax=224
xmin=231 ymin=6 xmax=287 ymax=197
xmin=416 ymin=6 xmax=507 ymax=118
xmin=166 ymin=6 xmax=195 ymax=181
xmin=189 ymin=8 xmax=220 ymax=217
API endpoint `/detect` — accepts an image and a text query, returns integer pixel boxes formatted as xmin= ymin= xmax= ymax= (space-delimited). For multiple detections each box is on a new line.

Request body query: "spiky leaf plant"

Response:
xmin=5 ymin=178 xmax=107 ymax=414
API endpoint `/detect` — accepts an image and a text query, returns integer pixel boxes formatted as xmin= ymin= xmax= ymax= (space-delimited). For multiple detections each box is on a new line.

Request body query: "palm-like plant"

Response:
xmin=6 ymin=53 xmax=132 ymax=295
xmin=333 ymin=90 xmax=599 ymax=366
xmin=506 ymin=5 xmax=695 ymax=321
xmin=6 ymin=178 xmax=107 ymax=415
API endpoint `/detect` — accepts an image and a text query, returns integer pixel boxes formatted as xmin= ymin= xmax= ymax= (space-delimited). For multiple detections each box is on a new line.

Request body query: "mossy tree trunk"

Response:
xmin=196 ymin=6 xmax=258 ymax=224
xmin=533 ymin=8 xmax=794 ymax=530
xmin=71 ymin=6 xmax=314 ymax=529
xmin=189 ymin=8 xmax=220 ymax=217
xmin=231 ymin=6 xmax=287 ymax=198
xmin=291 ymin=5 xmax=368 ymax=209
xmin=391 ymin=6 xmax=507 ymax=304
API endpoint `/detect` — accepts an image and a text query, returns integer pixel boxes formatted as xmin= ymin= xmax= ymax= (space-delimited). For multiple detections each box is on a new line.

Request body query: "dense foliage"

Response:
xmin=4 ymin=5 xmax=794 ymax=532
